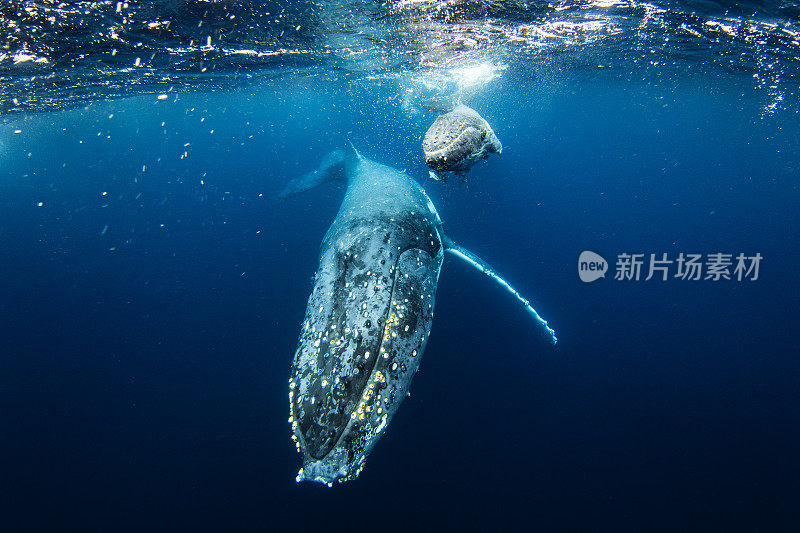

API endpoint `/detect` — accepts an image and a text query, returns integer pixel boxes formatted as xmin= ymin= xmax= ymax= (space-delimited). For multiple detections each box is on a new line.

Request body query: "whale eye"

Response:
xmin=365 ymin=319 xmax=372 ymax=328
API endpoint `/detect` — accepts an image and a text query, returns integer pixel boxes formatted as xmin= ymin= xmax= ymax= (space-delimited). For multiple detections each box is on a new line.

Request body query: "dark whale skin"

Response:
xmin=287 ymin=155 xmax=444 ymax=485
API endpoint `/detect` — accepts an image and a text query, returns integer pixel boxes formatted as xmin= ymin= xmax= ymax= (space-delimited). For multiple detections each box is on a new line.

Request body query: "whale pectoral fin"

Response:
xmin=442 ymin=235 xmax=558 ymax=345
xmin=276 ymin=150 xmax=347 ymax=200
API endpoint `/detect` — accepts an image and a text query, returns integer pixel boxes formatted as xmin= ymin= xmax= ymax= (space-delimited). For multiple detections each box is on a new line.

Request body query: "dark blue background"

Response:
xmin=1 ymin=68 xmax=798 ymax=531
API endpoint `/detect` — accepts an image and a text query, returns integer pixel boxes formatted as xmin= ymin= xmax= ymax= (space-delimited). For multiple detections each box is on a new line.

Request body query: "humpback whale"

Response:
xmin=422 ymin=103 xmax=502 ymax=182
xmin=278 ymin=147 xmax=555 ymax=486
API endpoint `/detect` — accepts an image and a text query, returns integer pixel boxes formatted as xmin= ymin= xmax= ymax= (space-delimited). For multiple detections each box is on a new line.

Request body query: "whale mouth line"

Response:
xmin=306 ymin=241 xmax=436 ymax=464
xmin=307 ymin=248 xmax=403 ymax=463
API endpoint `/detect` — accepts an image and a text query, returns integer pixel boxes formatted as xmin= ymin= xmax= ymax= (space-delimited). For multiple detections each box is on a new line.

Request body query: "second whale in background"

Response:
xmin=422 ymin=103 xmax=502 ymax=182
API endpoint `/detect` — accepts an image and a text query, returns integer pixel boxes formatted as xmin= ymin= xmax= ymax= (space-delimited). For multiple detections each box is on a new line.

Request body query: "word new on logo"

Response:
xmin=578 ymin=251 xmax=608 ymax=283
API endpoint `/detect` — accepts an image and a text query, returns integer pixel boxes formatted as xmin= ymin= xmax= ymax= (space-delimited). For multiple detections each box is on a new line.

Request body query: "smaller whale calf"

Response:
xmin=422 ymin=103 xmax=502 ymax=182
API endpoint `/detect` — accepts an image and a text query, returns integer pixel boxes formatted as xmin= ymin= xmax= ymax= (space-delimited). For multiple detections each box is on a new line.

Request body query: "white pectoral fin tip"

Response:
xmin=443 ymin=235 xmax=558 ymax=345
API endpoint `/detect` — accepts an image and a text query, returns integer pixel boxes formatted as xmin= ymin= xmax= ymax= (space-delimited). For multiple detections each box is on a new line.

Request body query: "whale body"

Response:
xmin=278 ymin=148 xmax=555 ymax=485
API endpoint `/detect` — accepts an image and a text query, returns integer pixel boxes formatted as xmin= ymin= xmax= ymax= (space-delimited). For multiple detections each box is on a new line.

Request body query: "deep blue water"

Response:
xmin=1 ymin=66 xmax=799 ymax=531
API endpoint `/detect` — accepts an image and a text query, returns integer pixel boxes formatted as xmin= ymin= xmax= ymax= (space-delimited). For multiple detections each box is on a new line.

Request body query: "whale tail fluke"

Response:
xmin=276 ymin=150 xmax=347 ymax=200
xmin=442 ymin=235 xmax=558 ymax=345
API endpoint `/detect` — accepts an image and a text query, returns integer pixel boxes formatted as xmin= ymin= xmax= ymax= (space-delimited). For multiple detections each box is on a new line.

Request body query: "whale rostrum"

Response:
xmin=278 ymin=148 xmax=556 ymax=485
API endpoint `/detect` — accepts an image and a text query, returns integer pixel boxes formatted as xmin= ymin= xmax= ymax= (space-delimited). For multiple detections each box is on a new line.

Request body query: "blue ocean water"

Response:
xmin=1 ymin=1 xmax=799 ymax=531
